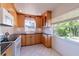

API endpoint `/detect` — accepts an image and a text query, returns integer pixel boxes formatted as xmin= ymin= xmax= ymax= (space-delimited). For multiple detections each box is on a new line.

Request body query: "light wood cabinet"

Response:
xmin=21 ymin=34 xmax=42 ymax=46
xmin=6 ymin=46 xmax=13 ymax=56
xmin=46 ymin=11 xmax=52 ymax=20
xmin=41 ymin=35 xmax=45 ymax=45
xmin=31 ymin=35 xmax=36 ymax=45
xmin=42 ymin=35 xmax=52 ymax=48
xmin=35 ymin=16 xmax=43 ymax=28
xmin=17 ymin=14 xmax=25 ymax=27
xmin=2 ymin=45 xmax=13 ymax=56
xmin=35 ymin=34 xmax=42 ymax=44
xmin=21 ymin=34 xmax=52 ymax=48
xmin=25 ymin=35 xmax=32 ymax=46
xmin=21 ymin=35 xmax=26 ymax=46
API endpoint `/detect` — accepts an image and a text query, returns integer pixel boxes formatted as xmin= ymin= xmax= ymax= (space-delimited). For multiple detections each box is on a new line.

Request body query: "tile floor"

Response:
xmin=20 ymin=44 xmax=60 ymax=56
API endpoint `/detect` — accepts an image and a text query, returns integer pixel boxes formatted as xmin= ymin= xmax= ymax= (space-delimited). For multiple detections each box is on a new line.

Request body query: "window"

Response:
xmin=25 ymin=18 xmax=36 ymax=31
xmin=53 ymin=19 xmax=79 ymax=41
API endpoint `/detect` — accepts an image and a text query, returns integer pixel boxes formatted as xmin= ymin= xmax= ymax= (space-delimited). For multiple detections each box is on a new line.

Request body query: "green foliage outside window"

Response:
xmin=55 ymin=20 xmax=79 ymax=38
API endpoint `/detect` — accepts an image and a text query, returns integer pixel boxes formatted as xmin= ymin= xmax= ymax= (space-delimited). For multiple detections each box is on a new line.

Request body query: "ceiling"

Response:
xmin=14 ymin=3 xmax=60 ymax=15
xmin=14 ymin=3 xmax=79 ymax=17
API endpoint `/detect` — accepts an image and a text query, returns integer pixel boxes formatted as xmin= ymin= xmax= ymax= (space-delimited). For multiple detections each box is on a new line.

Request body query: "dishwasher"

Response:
xmin=12 ymin=36 xmax=21 ymax=56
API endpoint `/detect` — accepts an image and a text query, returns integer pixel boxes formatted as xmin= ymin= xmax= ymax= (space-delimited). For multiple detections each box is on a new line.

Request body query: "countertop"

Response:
xmin=14 ymin=31 xmax=52 ymax=35
xmin=0 ymin=34 xmax=19 ymax=55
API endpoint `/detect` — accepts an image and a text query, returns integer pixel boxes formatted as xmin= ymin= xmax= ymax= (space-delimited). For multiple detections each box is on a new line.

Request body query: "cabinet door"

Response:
xmin=44 ymin=36 xmax=51 ymax=48
xmin=47 ymin=36 xmax=52 ymax=48
xmin=5 ymin=46 xmax=13 ymax=56
xmin=25 ymin=35 xmax=31 ymax=46
xmin=21 ymin=35 xmax=26 ymax=46
xmin=35 ymin=17 xmax=43 ymax=28
xmin=31 ymin=35 xmax=36 ymax=45
xmin=41 ymin=35 xmax=45 ymax=45
xmin=44 ymin=37 xmax=47 ymax=47
xmin=35 ymin=34 xmax=41 ymax=44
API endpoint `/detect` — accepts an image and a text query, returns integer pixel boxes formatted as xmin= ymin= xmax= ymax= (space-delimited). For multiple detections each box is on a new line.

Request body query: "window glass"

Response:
xmin=25 ymin=18 xmax=36 ymax=31
xmin=53 ymin=19 xmax=79 ymax=41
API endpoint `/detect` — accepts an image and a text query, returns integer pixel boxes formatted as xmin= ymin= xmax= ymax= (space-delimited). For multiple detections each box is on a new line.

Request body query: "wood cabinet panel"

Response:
xmin=42 ymin=35 xmax=52 ymax=48
xmin=21 ymin=34 xmax=52 ymax=48
xmin=25 ymin=35 xmax=31 ymax=46
xmin=17 ymin=14 xmax=25 ymax=27
xmin=21 ymin=35 xmax=26 ymax=46
xmin=35 ymin=34 xmax=41 ymax=44
xmin=21 ymin=34 xmax=42 ymax=46
xmin=35 ymin=17 xmax=43 ymax=28
xmin=2 ymin=45 xmax=13 ymax=56
xmin=40 ymin=35 xmax=45 ymax=44
xmin=31 ymin=35 xmax=36 ymax=45
xmin=6 ymin=46 xmax=13 ymax=56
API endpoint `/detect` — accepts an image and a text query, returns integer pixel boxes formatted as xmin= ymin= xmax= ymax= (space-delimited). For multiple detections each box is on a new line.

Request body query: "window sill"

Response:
xmin=54 ymin=36 xmax=79 ymax=46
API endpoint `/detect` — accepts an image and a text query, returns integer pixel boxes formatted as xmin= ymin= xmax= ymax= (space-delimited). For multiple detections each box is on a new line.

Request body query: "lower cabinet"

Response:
xmin=25 ymin=35 xmax=31 ymax=46
xmin=42 ymin=35 xmax=52 ymax=48
xmin=31 ymin=35 xmax=36 ymax=45
xmin=35 ymin=34 xmax=41 ymax=44
xmin=25 ymin=34 xmax=36 ymax=46
xmin=21 ymin=34 xmax=41 ymax=46
xmin=21 ymin=34 xmax=52 ymax=48
xmin=21 ymin=35 xmax=26 ymax=46
xmin=2 ymin=45 xmax=13 ymax=56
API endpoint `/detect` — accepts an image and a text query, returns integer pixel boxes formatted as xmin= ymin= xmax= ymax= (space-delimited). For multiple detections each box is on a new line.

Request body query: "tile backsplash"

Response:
xmin=0 ymin=26 xmax=14 ymax=35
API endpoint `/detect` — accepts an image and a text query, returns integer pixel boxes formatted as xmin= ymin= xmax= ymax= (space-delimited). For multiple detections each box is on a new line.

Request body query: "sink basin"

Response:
xmin=8 ymin=34 xmax=19 ymax=41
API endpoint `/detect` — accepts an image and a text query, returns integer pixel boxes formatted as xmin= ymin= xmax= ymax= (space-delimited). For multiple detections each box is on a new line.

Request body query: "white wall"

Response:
xmin=52 ymin=7 xmax=79 ymax=56
xmin=52 ymin=8 xmax=79 ymax=23
xmin=53 ymin=3 xmax=79 ymax=17
xmin=53 ymin=37 xmax=79 ymax=56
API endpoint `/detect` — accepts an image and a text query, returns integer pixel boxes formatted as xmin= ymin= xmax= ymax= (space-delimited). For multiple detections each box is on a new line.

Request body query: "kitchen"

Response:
xmin=0 ymin=3 xmax=79 ymax=56
xmin=0 ymin=3 xmax=54 ymax=56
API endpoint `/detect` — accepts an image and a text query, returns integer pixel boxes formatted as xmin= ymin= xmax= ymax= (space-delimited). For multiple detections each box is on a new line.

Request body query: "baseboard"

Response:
xmin=52 ymin=48 xmax=63 ymax=56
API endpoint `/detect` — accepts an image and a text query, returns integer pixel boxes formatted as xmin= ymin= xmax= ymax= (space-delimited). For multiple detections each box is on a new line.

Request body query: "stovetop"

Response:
xmin=1 ymin=38 xmax=9 ymax=42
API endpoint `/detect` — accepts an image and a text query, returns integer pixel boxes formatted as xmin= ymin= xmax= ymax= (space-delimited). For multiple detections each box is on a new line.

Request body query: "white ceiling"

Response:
xmin=14 ymin=3 xmax=60 ymax=15
xmin=14 ymin=3 xmax=79 ymax=17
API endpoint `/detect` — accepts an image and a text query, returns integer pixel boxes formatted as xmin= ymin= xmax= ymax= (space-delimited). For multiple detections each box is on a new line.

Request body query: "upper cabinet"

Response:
xmin=0 ymin=3 xmax=17 ymax=27
xmin=42 ymin=10 xmax=52 ymax=20
xmin=0 ymin=8 xmax=14 ymax=26
xmin=35 ymin=16 xmax=43 ymax=28
xmin=42 ymin=10 xmax=52 ymax=26
xmin=45 ymin=11 xmax=52 ymax=20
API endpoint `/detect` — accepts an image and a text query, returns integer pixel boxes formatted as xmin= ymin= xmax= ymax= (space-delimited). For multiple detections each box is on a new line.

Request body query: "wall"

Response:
xmin=53 ymin=37 xmax=79 ymax=56
xmin=52 ymin=7 xmax=79 ymax=56
xmin=53 ymin=3 xmax=79 ymax=18
xmin=0 ymin=3 xmax=17 ymax=26
xmin=52 ymin=8 xmax=79 ymax=23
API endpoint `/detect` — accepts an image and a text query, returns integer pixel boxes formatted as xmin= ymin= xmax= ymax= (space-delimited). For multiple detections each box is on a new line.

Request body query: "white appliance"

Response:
xmin=0 ymin=8 xmax=14 ymax=26
xmin=11 ymin=36 xmax=21 ymax=56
